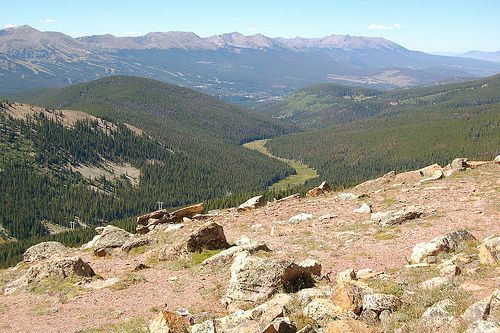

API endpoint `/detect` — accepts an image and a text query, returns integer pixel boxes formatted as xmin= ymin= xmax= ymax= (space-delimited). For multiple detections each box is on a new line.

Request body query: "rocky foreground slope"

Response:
xmin=0 ymin=157 xmax=499 ymax=333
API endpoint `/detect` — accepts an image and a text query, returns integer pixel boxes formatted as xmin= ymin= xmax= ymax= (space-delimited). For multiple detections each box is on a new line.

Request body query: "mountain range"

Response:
xmin=459 ymin=50 xmax=500 ymax=63
xmin=2 ymin=25 xmax=500 ymax=102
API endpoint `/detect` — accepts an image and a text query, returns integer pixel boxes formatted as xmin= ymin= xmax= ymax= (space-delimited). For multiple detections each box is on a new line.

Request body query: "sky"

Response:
xmin=1 ymin=0 xmax=499 ymax=53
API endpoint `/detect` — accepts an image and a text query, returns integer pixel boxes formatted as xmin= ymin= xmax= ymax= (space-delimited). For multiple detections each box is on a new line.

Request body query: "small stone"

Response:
xmin=354 ymin=203 xmax=372 ymax=214
xmin=288 ymin=213 xmax=313 ymax=223
xmin=440 ymin=264 xmax=461 ymax=278
xmin=420 ymin=277 xmax=450 ymax=289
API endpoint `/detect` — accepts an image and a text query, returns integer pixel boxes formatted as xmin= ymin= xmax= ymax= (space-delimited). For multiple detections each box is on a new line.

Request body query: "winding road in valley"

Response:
xmin=243 ymin=139 xmax=318 ymax=191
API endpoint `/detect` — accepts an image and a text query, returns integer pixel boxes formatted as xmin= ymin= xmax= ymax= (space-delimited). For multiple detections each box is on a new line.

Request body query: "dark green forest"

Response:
xmin=266 ymin=75 xmax=500 ymax=188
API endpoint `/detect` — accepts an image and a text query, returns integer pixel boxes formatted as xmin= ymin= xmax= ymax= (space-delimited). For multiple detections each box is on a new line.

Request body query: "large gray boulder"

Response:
xmin=419 ymin=299 xmax=461 ymax=333
xmin=84 ymin=225 xmax=133 ymax=254
xmin=23 ymin=241 xmax=67 ymax=263
xmin=5 ymin=256 xmax=95 ymax=294
xmin=159 ymin=222 xmax=230 ymax=261
xmin=222 ymin=252 xmax=321 ymax=307
xmin=411 ymin=229 xmax=477 ymax=264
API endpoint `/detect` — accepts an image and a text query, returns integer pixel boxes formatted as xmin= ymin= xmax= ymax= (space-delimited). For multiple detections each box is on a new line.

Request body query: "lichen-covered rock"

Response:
xmin=222 ymin=252 xmax=321 ymax=306
xmin=23 ymin=241 xmax=67 ymax=263
xmin=461 ymin=296 xmax=491 ymax=325
xmin=478 ymin=236 xmax=500 ymax=265
xmin=373 ymin=206 xmax=424 ymax=226
xmin=362 ymin=293 xmax=402 ymax=313
xmin=121 ymin=237 xmax=151 ymax=253
xmin=159 ymin=222 xmax=230 ymax=261
xmin=215 ymin=293 xmax=293 ymax=332
xmin=303 ymin=298 xmax=356 ymax=327
xmin=419 ymin=299 xmax=461 ymax=333
xmin=84 ymin=225 xmax=133 ymax=253
xmin=465 ymin=320 xmax=499 ymax=333
xmin=410 ymin=229 xmax=476 ymax=264
xmin=332 ymin=282 xmax=372 ymax=315
xmin=5 ymin=256 xmax=95 ymax=294
xmin=201 ymin=241 xmax=270 ymax=266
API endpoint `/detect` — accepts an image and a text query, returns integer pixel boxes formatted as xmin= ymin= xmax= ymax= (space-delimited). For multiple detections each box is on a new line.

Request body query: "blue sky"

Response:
xmin=1 ymin=0 xmax=499 ymax=53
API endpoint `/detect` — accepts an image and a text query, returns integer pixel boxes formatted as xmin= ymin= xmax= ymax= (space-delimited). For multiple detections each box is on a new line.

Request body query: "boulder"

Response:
xmin=201 ymin=241 xmax=270 ymax=267
xmin=478 ymin=236 xmax=500 ymax=265
xmin=419 ymin=170 xmax=444 ymax=184
xmin=288 ymin=213 xmax=313 ymax=223
xmin=238 ymin=195 xmax=267 ymax=211
xmin=303 ymin=298 xmax=356 ymax=327
xmin=461 ymin=296 xmax=491 ymax=325
xmin=191 ymin=320 xmax=216 ymax=333
xmin=222 ymin=252 xmax=321 ymax=306
xmin=373 ymin=206 xmax=423 ymax=226
xmin=465 ymin=320 xmax=499 ymax=333
xmin=494 ymin=155 xmax=500 ymax=165
xmin=121 ymin=237 xmax=151 ymax=253
xmin=410 ymin=229 xmax=477 ymax=264
xmin=326 ymin=319 xmax=383 ymax=333
xmin=353 ymin=203 xmax=372 ymax=214
xmin=160 ymin=222 xmax=230 ymax=260
xmin=362 ymin=293 xmax=401 ymax=314
xmin=419 ymin=299 xmax=461 ymax=333
xmin=149 ymin=310 xmax=189 ymax=333
xmin=296 ymin=287 xmax=333 ymax=307
xmin=420 ymin=277 xmax=450 ymax=289
xmin=451 ymin=158 xmax=471 ymax=171
xmin=336 ymin=268 xmax=357 ymax=283
xmin=137 ymin=209 xmax=168 ymax=225
xmin=85 ymin=225 xmax=133 ymax=254
xmin=276 ymin=194 xmax=301 ymax=202
xmin=331 ymin=282 xmax=371 ymax=315
xmin=215 ymin=293 xmax=293 ymax=332
xmin=488 ymin=289 xmax=500 ymax=322
xmin=137 ymin=203 xmax=204 ymax=233
xmin=5 ymin=256 xmax=95 ymax=293
xmin=23 ymin=241 xmax=67 ymax=263
xmin=307 ymin=181 xmax=331 ymax=197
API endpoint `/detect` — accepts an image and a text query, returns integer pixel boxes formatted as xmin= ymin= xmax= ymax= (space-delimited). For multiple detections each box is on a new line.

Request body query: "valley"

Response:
xmin=243 ymin=139 xmax=319 ymax=191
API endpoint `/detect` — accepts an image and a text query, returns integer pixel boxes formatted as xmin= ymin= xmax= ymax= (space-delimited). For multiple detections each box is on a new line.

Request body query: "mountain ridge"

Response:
xmin=1 ymin=25 xmax=500 ymax=102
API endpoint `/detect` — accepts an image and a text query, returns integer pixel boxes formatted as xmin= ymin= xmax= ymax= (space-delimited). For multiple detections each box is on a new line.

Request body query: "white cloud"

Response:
xmin=39 ymin=18 xmax=55 ymax=23
xmin=367 ymin=23 xmax=402 ymax=31
xmin=248 ymin=27 xmax=262 ymax=33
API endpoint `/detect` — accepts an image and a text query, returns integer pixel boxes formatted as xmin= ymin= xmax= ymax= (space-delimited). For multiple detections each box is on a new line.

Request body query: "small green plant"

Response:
xmin=25 ymin=276 xmax=86 ymax=301
xmin=191 ymin=249 xmax=223 ymax=265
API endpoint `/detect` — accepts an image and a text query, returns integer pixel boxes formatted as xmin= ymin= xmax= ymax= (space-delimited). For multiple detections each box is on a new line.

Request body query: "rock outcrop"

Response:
xmin=83 ymin=225 xmax=133 ymax=256
xmin=237 ymin=195 xmax=267 ymax=212
xmin=136 ymin=203 xmax=205 ymax=234
xmin=5 ymin=256 xmax=95 ymax=294
xmin=371 ymin=206 xmax=424 ymax=226
xmin=410 ymin=229 xmax=477 ymax=264
xmin=307 ymin=181 xmax=331 ymax=197
xmin=159 ymin=222 xmax=230 ymax=260
xmin=222 ymin=252 xmax=321 ymax=307
xmin=478 ymin=235 xmax=499 ymax=265
xmin=23 ymin=241 xmax=67 ymax=263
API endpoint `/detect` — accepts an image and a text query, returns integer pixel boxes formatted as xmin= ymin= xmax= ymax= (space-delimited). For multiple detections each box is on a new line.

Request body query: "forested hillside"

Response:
xmin=1 ymin=77 xmax=296 ymax=242
xmin=265 ymin=75 xmax=500 ymax=187
xmin=261 ymin=75 xmax=500 ymax=129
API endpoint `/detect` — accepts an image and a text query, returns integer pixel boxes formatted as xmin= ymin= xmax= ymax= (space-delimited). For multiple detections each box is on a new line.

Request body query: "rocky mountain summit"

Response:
xmin=0 ymin=157 xmax=499 ymax=332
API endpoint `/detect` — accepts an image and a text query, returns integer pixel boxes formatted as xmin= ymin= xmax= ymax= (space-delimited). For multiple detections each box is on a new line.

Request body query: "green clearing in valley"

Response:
xmin=243 ymin=139 xmax=318 ymax=191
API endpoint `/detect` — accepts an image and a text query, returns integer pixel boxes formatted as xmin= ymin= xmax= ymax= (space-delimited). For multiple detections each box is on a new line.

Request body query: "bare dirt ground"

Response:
xmin=0 ymin=162 xmax=498 ymax=333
